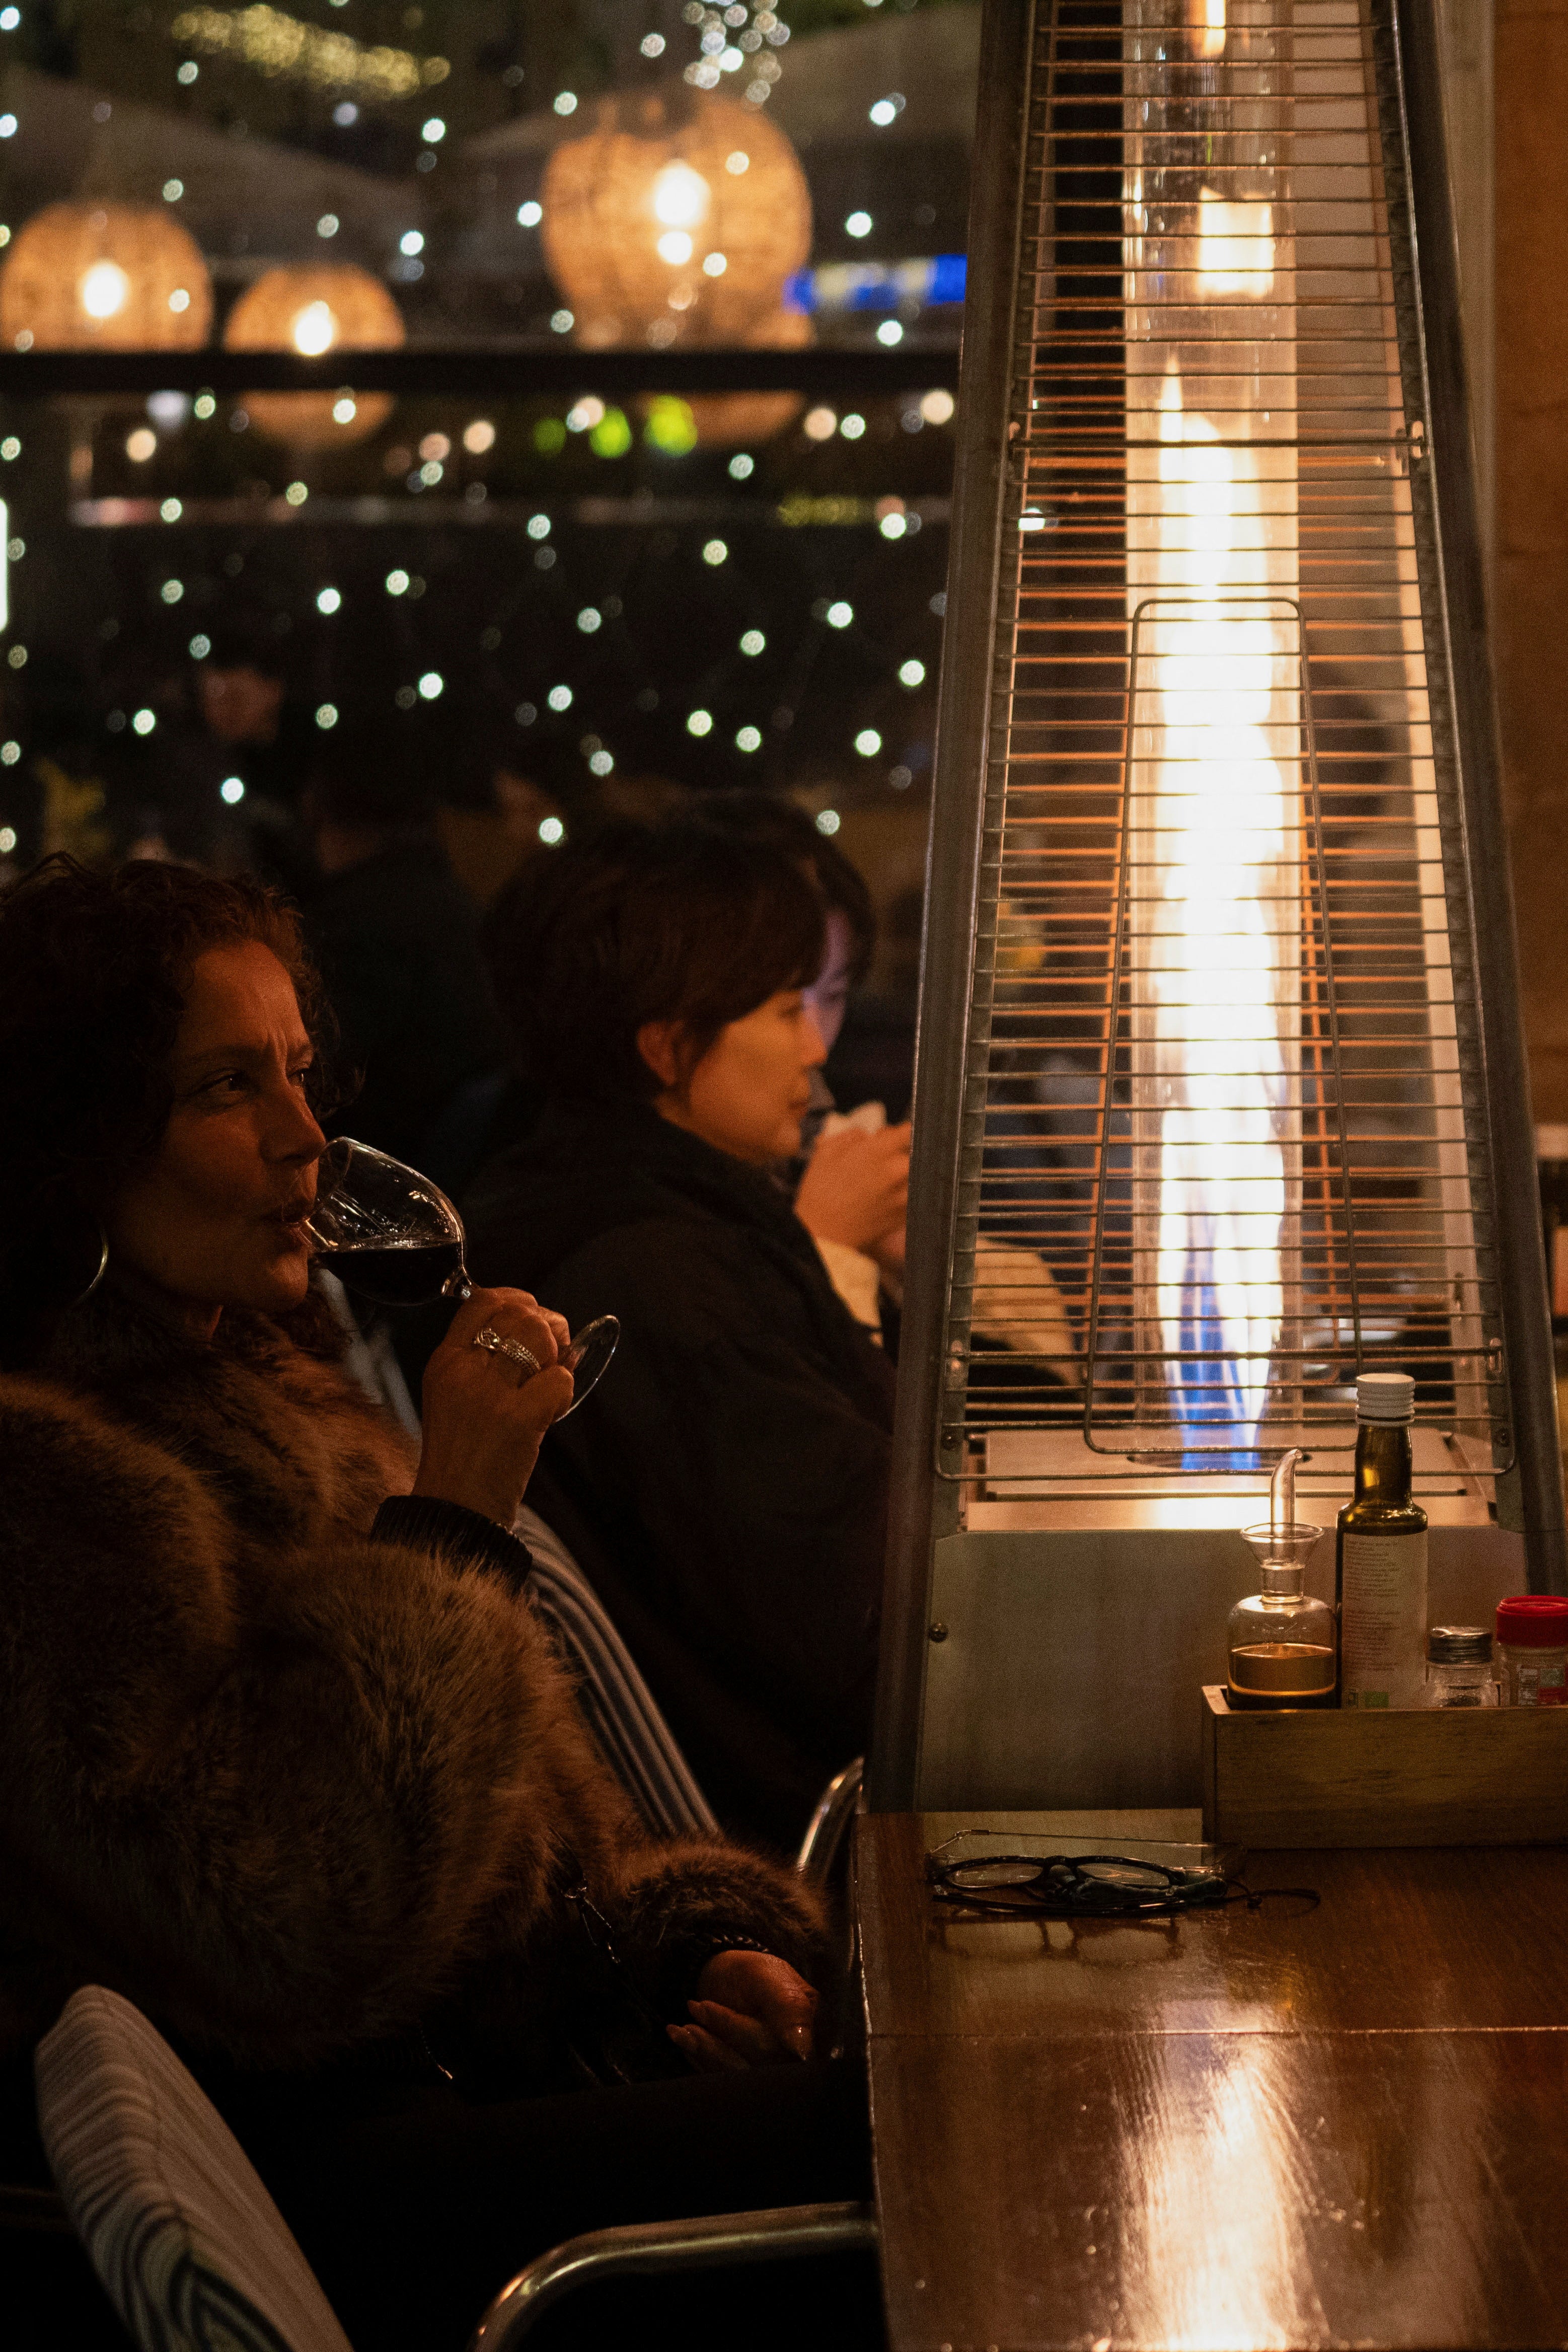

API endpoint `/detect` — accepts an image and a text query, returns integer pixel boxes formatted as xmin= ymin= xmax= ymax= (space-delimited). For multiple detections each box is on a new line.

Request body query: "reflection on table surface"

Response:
xmin=858 ymin=1810 xmax=1568 ymax=2351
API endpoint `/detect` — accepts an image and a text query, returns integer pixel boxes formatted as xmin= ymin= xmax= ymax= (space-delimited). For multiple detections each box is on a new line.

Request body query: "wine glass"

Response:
xmin=304 ymin=1136 xmax=619 ymax=1415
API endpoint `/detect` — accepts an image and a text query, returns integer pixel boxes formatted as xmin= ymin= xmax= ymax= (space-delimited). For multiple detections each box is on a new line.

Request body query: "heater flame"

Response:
xmin=1187 ymin=0 xmax=1228 ymax=58
xmin=1143 ymin=364 xmax=1292 ymax=1442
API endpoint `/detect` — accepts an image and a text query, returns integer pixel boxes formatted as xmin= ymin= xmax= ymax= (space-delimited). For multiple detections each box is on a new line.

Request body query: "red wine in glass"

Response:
xmin=314 ymin=1239 xmax=466 ymax=1309
xmin=305 ymin=1138 xmax=618 ymax=1413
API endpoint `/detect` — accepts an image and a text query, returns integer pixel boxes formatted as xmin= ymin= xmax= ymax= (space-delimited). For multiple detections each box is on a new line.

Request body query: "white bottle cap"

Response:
xmin=1357 ymin=1370 xmax=1415 ymax=1423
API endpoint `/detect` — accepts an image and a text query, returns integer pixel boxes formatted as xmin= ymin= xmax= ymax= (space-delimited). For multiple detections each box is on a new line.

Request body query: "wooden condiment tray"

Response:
xmin=1201 ymin=1685 xmax=1568 ymax=1846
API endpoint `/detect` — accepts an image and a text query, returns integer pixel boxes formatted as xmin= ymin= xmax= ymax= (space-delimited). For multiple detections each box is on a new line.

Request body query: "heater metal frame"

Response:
xmin=868 ymin=0 xmax=1563 ymax=1812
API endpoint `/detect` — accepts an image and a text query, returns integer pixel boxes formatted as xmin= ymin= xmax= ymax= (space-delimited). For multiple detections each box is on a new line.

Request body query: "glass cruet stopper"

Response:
xmin=1227 ymin=1450 xmax=1336 ymax=1707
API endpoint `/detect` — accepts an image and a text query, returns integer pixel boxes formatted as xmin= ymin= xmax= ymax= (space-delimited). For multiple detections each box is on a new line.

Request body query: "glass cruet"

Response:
xmin=1227 ymin=1448 xmax=1337 ymax=1709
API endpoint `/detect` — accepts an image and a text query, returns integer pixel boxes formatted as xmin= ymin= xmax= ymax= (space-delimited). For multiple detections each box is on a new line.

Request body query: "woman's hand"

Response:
xmin=795 ymin=1122 xmax=912 ymax=1256
xmin=412 ymin=1285 xmax=575 ymax=1526
xmin=667 ymin=1950 xmax=819 ymax=2074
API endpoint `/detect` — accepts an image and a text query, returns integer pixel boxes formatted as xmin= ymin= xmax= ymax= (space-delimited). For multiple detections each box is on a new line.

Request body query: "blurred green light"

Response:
xmin=590 ymin=406 xmax=633 ymax=459
xmin=534 ymin=416 xmax=567 ymax=455
xmin=643 ymin=397 xmax=698 ymax=456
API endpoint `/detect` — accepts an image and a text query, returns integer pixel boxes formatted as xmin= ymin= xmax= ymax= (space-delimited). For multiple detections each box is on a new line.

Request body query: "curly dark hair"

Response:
xmin=0 ymin=856 xmax=330 ymax=1365
xmin=484 ymin=818 xmax=826 ymax=1105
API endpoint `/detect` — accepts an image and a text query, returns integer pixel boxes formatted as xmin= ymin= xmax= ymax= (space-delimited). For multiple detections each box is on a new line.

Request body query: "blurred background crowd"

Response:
xmin=0 ymin=0 xmax=978 ymax=1150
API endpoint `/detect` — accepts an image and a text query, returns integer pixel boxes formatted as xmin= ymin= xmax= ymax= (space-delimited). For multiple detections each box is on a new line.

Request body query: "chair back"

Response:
xmin=35 ymin=1986 xmax=352 ymax=2352
xmin=517 ymin=1506 xmax=720 ymax=1841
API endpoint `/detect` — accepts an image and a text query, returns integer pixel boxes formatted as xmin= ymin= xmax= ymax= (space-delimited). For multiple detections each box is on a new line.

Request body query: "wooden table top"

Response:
xmin=857 ymin=1810 xmax=1568 ymax=2350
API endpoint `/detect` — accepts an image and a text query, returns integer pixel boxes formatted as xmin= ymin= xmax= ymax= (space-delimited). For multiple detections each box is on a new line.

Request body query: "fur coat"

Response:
xmin=0 ymin=1282 xmax=824 ymax=2075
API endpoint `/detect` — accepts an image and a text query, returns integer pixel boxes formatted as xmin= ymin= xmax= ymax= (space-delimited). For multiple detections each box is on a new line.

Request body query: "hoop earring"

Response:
xmin=70 ymin=1223 xmax=110 ymax=1309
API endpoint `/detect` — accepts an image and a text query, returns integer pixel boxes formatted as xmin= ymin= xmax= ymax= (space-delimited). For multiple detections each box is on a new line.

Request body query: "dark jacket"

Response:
xmin=305 ymin=843 xmax=504 ymax=1166
xmin=0 ymin=1282 xmax=823 ymax=2079
xmin=464 ymin=1100 xmax=897 ymax=1850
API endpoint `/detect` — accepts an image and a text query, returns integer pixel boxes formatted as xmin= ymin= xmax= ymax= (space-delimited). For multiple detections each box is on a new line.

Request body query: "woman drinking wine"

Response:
xmin=0 ymin=854 xmax=870 ymax=2352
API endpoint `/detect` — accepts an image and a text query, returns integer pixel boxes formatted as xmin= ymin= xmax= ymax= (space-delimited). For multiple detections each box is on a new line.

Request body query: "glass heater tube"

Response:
xmin=1124 ymin=0 xmax=1302 ymax=1454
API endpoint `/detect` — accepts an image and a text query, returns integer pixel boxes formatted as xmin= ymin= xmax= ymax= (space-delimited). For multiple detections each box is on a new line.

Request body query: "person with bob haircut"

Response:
xmin=0 ymin=854 xmax=874 ymax=2352
xmin=470 ymin=819 xmax=900 ymax=1849
xmin=693 ymin=789 xmax=911 ymax=1332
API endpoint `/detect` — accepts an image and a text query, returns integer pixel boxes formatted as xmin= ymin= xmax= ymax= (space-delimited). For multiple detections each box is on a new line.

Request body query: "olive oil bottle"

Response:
xmin=1337 ymin=1371 xmax=1428 ymax=1709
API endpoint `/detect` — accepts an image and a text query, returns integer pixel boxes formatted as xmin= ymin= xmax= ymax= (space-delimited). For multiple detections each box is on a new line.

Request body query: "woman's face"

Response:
xmin=642 ymin=988 xmax=827 ymax=1165
xmin=101 ymin=939 xmax=325 ymax=1331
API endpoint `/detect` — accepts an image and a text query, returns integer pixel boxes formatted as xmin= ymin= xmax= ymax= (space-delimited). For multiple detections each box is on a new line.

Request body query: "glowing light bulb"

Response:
xmin=291 ymin=301 xmax=336 ymax=356
xmin=80 ymin=261 xmax=129 ymax=320
xmin=652 ymin=161 xmax=711 ymax=231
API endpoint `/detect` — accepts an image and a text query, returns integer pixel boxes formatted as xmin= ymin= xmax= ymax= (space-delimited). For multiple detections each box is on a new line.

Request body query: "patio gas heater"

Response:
xmin=871 ymin=0 xmax=1564 ymax=1811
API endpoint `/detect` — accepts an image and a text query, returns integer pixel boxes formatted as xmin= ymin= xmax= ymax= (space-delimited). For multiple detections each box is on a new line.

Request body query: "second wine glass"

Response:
xmin=305 ymin=1136 xmax=619 ymax=1414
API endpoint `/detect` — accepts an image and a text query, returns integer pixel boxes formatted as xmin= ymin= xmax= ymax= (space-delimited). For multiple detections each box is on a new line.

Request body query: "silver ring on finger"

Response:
xmin=472 ymin=1325 xmax=542 ymax=1377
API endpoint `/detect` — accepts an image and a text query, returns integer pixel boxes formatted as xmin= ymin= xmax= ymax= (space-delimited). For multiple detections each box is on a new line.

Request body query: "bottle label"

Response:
xmin=1513 ymin=1660 xmax=1567 ymax=1708
xmin=1340 ymin=1530 xmax=1428 ymax=1709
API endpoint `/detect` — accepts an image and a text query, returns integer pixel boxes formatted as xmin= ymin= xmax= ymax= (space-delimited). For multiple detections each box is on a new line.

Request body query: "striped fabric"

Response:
xmin=35 ymin=1987 xmax=353 ymax=2352
xmin=516 ymin=1506 xmax=720 ymax=1842
xmin=314 ymin=1278 xmax=717 ymax=1840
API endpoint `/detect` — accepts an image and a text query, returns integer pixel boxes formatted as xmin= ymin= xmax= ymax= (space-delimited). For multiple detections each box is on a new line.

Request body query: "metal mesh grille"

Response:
xmin=942 ymin=0 xmax=1505 ymax=1487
